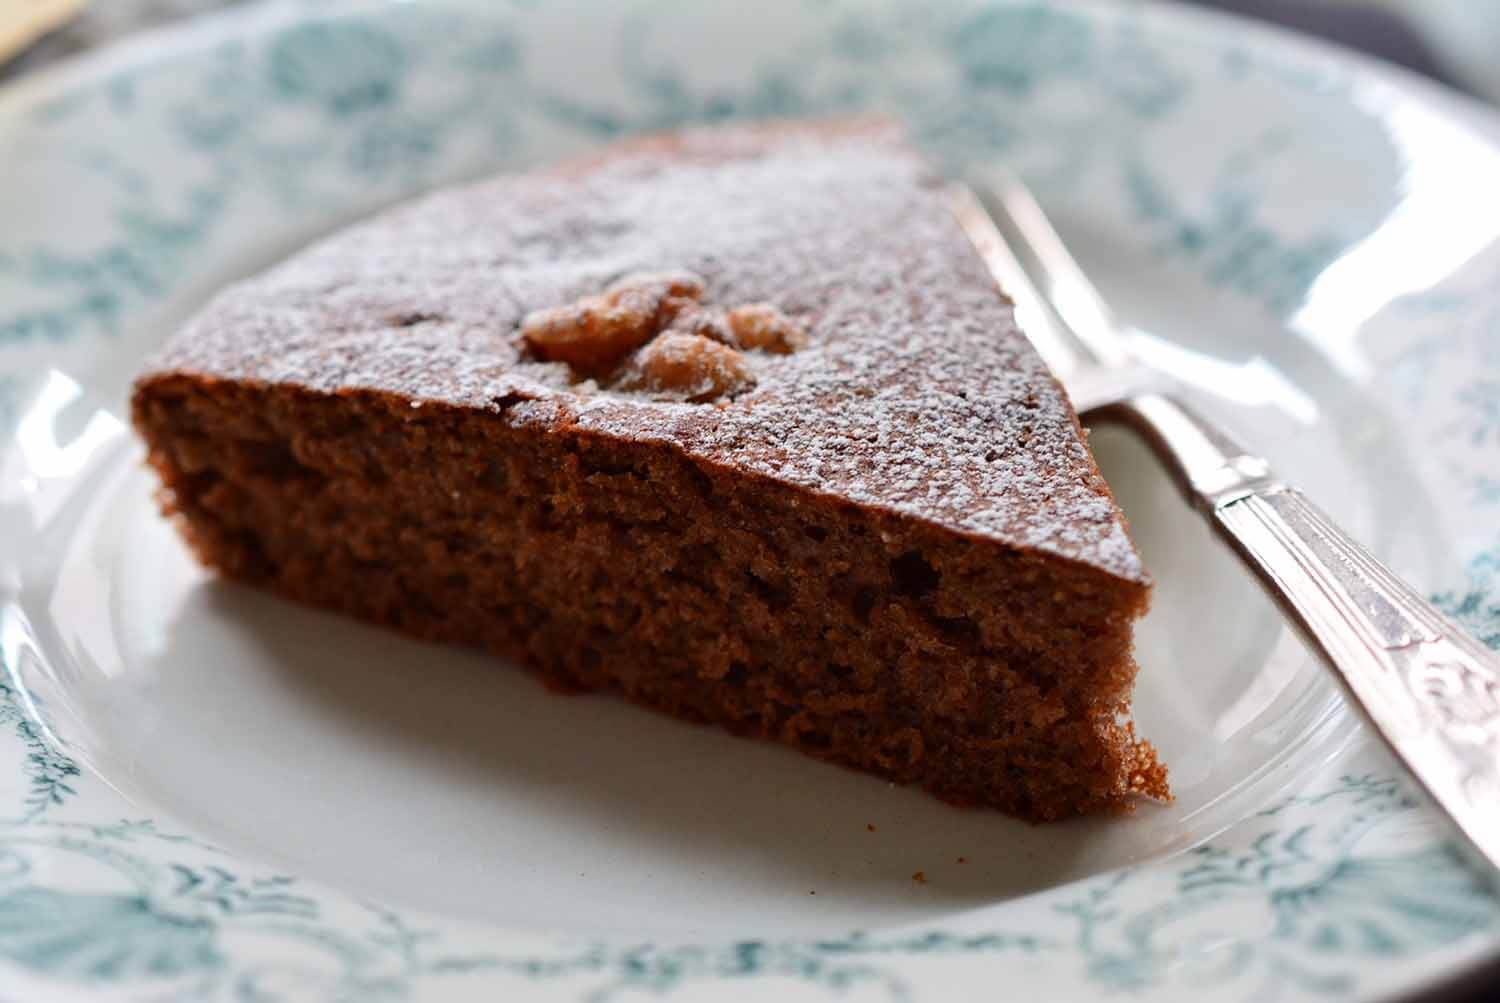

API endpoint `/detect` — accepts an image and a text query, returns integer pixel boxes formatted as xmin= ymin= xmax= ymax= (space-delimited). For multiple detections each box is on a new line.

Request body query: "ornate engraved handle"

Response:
xmin=948 ymin=176 xmax=1500 ymax=873
xmin=1116 ymin=393 xmax=1500 ymax=874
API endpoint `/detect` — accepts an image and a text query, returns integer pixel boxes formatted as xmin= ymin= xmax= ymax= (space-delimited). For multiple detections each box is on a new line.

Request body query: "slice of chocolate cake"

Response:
xmin=132 ymin=119 xmax=1167 ymax=820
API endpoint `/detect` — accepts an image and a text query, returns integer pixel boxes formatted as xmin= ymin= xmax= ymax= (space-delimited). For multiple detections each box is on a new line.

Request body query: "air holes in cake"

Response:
xmin=671 ymin=543 xmax=720 ymax=590
xmin=803 ymin=524 xmax=828 ymax=542
xmin=798 ymin=730 xmax=832 ymax=750
xmin=678 ymin=542 xmax=720 ymax=567
xmin=890 ymin=551 xmax=940 ymax=599
xmin=389 ymin=310 xmax=446 ymax=328
xmin=683 ymin=463 xmax=715 ymax=500
xmin=984 ymin=449 xmax=1001 ymax=463
xmin=931 ymin=613 xmax=981 ymax=647
xmin=875 ymin=728 xmax=925 ymax=769
xmin=482 ymin=459 xmax=509 ymax=489
xmin=826 ymin=662 xmax=854 ymax=680
xmin=724 ymin=662 xmax=751 ymax=687
xmin=246 ymin=439 xmax=321 ymax=484
xmin=786 ymin=712 xmax=832 ymax=749
xmin=618 ymin=603 xmax=644 ymax=631
xmin=232 ymin=530 xmax=274 ymax=580
xmin=851 ymin=586 xmax=878 ymax=623
xmin=396 ymin=581 xmax=440 ymax=622
xmin=362 ymin=459 xmax=391 ymax=487
xmin=745 ymin=570 xmax=791 ymax=611
xmin=578 ymin=451 xmax=648 ymax=480
xmin=491 ymin=392 xmax=533 ymax=415
xmin=531 ymin=499 xmax=558 ymax=533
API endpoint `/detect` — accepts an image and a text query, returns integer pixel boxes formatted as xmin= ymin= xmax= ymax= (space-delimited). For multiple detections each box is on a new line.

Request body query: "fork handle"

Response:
xmin=1111 ymin=392 xmax=1500 ymax=874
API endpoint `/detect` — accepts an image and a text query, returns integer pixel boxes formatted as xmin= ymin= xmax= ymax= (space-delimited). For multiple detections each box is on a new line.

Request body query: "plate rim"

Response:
xmin=2 ymin=0 xmax=1499 ymax=999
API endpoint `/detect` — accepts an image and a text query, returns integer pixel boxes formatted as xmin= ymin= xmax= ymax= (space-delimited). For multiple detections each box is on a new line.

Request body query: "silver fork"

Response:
xmin=949 ymin=175 xmax=1500 ymax=877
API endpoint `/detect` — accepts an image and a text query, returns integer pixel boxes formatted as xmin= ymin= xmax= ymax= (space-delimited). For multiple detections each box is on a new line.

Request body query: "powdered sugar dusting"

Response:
xmin=142 ymin=120 xmax=1145 ymax=581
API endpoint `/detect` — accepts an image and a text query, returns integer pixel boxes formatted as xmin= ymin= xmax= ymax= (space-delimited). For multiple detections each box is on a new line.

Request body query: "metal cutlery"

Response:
xmin=950 ymin=173 xmax=1500 ymax=877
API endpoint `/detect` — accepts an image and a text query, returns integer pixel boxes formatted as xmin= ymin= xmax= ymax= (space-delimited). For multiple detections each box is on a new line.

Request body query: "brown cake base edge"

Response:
xmin=133 ymin=375 xmax=1168 ymax=821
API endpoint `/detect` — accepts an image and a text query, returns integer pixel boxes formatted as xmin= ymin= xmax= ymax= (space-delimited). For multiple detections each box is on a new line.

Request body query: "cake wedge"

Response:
xmin=132 ymin=119 xmax=1167 ymax=820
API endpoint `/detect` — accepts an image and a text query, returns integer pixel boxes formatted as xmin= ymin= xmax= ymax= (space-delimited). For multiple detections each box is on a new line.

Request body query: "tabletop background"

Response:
xmin=5 ymin=0 xmax=1500 ymax=103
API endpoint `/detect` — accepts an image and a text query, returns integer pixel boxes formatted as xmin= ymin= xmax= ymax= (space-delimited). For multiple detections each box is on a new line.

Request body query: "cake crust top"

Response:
xmin=141 ymin=119 xmax=1146 ymax=582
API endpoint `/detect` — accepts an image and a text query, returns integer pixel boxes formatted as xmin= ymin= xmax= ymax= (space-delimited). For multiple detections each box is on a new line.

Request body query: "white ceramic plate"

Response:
xmin=1 ymin=1 xmax=1499 ymax=1000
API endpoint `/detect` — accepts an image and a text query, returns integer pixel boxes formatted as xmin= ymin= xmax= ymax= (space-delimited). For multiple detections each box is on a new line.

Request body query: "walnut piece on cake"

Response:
xmin=727 ymin=303 xmax=807 ymax=354
xmin=520 ymin=271 xmax=809 ymax=403
xmin=616 ymin=332 xmax=756 ymax=402
xmin=521 ymin=270 xmax=705 ymax=375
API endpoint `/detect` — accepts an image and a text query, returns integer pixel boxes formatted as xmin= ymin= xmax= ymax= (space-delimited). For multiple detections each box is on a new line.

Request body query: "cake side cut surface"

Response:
xmin=132 ymin=119 xmax=1167 ymax=820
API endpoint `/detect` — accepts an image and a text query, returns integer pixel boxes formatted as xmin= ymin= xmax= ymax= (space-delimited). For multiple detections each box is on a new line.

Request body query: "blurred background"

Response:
xmin=4 ymin=0 xmax=1500 ymax=104
xmin=3 ymin=3 xmax=1499 ymax=1002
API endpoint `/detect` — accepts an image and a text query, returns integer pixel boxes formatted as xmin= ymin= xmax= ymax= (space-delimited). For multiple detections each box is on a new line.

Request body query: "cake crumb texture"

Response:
xmin=133 ymin=118 xmax=1166 ymax=821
